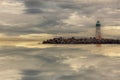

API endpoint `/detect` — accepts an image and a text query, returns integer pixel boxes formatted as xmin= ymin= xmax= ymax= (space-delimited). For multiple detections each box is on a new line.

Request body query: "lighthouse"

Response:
xmin=96 ymin=21 xmax=102 ymax=40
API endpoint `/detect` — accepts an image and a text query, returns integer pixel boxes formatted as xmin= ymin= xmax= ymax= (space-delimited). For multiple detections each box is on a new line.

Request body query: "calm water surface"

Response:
xmin=0 ymin=41 xmax=120 ymax=80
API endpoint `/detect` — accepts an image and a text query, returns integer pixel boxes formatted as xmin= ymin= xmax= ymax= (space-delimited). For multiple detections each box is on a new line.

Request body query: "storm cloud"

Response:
xmin=0 ymin=0 xmax=120 ymax=38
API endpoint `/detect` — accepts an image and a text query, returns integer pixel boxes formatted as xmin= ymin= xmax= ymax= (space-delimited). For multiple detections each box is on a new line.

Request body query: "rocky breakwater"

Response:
xmin=43 ymin=37 xmax=120 ymax=44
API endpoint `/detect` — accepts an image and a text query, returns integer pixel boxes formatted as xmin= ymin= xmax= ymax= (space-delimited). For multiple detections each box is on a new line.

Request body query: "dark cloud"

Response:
xmin=0 ymin=0 xmax=120 ymax=37
xmin=58 ymin=2 xmax=80 ymax=10
xmin=23 ymin=0 xmax=43 ymax=14
xmin=25 ymin=9 xmax=43 ymax=14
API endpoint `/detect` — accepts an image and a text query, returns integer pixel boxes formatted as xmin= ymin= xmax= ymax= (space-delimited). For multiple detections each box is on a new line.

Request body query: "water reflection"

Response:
xmin=0 ymin=70 xmax=22 ymax=80
xmin=21 ymin=69 xmax=41 ymax=80
xmin=0 ymin=41 xmax=119 ymax=80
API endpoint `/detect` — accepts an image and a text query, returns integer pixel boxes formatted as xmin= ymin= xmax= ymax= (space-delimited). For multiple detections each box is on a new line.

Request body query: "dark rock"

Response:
xmin=42 ymin=37 xmax=120 ymax=44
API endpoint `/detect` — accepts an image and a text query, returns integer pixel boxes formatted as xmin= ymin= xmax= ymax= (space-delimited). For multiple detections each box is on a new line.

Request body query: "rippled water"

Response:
xmin=0 ymin=41 xmax=120 ymax=80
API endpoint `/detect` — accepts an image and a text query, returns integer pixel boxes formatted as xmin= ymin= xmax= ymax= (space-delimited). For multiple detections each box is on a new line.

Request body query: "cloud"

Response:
xmin=0 ymin=0 xmax=25 ymax=14
xmin=0 ymin=0 xmax=119 ymax=38
xmin=23 ymin=0 xmax=43 ymax=14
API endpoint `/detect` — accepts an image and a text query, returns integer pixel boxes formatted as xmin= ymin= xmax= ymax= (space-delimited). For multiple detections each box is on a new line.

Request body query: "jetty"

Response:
xmin=42 ymin=21 xmax=120 ymax=44
xmin=42 ymin=37 xmax=120 ymax=44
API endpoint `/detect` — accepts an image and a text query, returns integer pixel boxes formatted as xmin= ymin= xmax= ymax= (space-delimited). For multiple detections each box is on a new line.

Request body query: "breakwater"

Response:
xmin=43 ymin=37 xmax=120 ymax=44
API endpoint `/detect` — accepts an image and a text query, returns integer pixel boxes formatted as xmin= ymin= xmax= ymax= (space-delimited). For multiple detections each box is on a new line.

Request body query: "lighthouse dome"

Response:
xmin=96 ymin=21 xmax=101 ymax=27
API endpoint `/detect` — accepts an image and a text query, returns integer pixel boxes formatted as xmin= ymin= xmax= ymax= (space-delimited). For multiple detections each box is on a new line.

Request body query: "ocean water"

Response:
xmin=0 ymin=41 xmax=120 ymax=80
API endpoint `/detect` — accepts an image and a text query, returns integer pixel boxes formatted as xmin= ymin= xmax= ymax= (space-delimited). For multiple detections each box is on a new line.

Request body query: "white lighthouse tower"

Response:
xmin=96 ymin=21 xmax=102 ymax=40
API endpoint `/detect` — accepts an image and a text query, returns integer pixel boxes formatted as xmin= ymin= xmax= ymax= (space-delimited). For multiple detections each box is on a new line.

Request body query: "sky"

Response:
xmin=0 ymin=0 xmax=120 ymax=40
